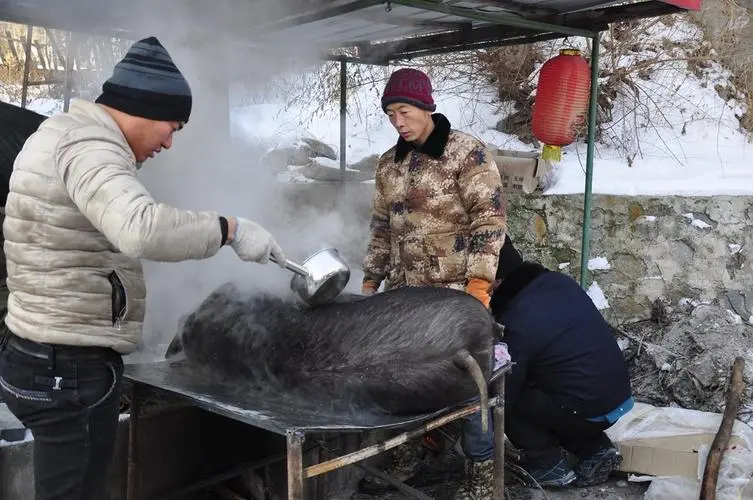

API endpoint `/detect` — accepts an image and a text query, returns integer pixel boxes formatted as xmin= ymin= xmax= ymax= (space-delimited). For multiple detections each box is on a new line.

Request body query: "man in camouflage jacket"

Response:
xmin=359 ymin=68 xmax=506 ymax=500
xmin=361 ymin=68 xmax=507 ymax=308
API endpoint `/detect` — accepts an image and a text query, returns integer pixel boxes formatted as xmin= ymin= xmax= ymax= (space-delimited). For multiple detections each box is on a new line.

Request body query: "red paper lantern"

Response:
xmin=531 ymin=48 xmax=592 ymax=162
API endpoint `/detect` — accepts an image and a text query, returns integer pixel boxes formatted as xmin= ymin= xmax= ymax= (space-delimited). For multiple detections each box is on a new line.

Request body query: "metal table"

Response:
xmin=124 ymin=359 xmax=512 ymax=500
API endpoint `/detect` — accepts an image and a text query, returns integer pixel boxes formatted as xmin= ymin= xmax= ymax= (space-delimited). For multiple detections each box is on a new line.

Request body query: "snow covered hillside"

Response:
xmin=4 ymin=15 xmax=751 ymax=197
xmin=227 ymin=14 xmax=753 ymax=197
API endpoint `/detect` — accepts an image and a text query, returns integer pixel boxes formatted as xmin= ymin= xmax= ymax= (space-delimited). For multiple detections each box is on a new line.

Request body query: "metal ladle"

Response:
xmin=270 ymin=248 xmax=351 ymax=306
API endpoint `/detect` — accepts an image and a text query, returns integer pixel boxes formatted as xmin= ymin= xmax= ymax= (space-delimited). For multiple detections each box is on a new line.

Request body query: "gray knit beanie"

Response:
xmin=95 ymin=37 xmax=192 ymax=123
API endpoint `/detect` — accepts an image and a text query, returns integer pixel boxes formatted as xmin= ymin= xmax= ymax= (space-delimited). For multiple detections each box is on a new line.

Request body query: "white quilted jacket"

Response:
xmin=3 ymin=99 xmax=224 ymax=353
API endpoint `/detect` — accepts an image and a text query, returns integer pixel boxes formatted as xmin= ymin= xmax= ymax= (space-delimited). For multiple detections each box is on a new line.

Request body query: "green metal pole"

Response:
xmin=579 ymin=31 xmax=601 ymax=288
xmin=340 ymin=59 xmax=347 ymax=185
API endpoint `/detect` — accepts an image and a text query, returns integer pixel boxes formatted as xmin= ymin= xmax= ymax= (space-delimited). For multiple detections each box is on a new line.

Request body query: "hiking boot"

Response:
xmin=358 ymin=441 xmax=425 ymax=494
xmin=517 ymin=456 xmax=577 ymax=488
xmin=453 ymin=459 xmax=494 ymax=500
xmin=573 ymin=446 xmax=622 ymax=487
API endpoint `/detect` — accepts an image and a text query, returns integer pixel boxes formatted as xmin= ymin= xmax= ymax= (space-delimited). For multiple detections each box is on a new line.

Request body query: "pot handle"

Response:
xmin=270 ymin=255 xmax=310 ymax=277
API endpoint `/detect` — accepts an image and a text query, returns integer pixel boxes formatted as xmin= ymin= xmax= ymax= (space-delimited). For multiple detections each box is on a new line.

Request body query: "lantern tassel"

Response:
xmin=541 ymin=144 xmax=562 ymax=162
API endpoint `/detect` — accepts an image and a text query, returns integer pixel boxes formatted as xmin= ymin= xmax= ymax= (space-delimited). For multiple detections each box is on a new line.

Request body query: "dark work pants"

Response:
xmin=460 ymin=407 xmax=495 ymax=461
xmin=505 ymin=385 xmax=613 ymax=467
xmin=0 ymin=332 xmax=124 ymax=500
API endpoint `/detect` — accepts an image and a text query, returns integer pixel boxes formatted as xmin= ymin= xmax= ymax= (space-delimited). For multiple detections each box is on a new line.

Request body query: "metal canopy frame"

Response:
xmin=0 ymin=0 xmax=699 ymax=285
xmin=240 ymin=0 xmax=695 ymax=286
xmin=306 ymin=1 xmax=694 ymax=287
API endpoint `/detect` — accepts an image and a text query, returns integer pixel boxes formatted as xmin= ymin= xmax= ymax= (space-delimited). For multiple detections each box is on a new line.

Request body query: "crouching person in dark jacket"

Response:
xmin=489 ymin=239 xmax=633 ymax=488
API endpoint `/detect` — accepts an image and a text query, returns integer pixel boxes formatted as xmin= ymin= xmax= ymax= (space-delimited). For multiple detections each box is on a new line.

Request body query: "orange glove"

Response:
xmin=465 ymin=278 xmax=492 ymax=308
xmin=362 ymin=280 xmax=379 ymax=295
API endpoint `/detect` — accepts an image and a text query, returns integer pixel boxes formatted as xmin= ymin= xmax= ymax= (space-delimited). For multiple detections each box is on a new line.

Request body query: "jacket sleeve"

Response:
xmin=458 ymin=144 xmax=507 ymax=283
xmin=362 ymin=162 xmax=391 ymax=285
xmin=55 ymin=126 xmax=224 ymax=262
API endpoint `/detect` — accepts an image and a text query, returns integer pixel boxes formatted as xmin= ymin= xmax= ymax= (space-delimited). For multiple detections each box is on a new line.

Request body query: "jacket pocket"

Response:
xmin=108 ymin=271 xmax=128 ymax=330
xmin=76 ymin=362 xmax=121 ymax=410
xmin=0 ymin=376 xmax=53 ymax=403
xmin=423 ymin=233 xmax=468 ymax=284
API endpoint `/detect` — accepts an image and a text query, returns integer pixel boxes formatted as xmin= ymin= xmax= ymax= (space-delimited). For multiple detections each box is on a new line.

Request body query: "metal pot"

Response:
xmin=271 ymin=248 xmax=351 ymax=306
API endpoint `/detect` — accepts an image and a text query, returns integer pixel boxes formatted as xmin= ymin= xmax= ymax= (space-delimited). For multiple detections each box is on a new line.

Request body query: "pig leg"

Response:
xmin=454 ymin=349 xmax=490 ymax=433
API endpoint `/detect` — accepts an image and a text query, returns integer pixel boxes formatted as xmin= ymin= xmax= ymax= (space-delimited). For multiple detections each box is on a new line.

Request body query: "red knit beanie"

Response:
xmin=381 ymin=68 xmax=436 ymax=112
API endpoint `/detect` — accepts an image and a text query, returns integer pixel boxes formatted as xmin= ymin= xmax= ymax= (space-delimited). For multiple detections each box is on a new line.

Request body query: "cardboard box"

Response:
xmin=488 ymin=148 xmax=552 ymax=195
xmin=605 ymin=403 xmax=753 ymax=479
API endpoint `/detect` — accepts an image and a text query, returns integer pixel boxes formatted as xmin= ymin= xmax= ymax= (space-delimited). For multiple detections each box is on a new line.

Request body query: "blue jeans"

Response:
xmin=460 ymin=407 xmax=495 ymax=461
xmin=0 ymin=332 xmax=124 ymax=500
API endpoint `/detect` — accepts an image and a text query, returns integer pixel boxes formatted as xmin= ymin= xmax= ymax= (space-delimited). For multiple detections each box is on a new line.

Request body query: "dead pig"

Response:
xmin=170 ymin=283 xmax=497 ymax=425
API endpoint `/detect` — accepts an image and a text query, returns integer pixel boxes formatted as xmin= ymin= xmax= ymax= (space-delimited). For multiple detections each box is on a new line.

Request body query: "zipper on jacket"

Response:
xmin=108 ymin=271 xmax=128 ymax=330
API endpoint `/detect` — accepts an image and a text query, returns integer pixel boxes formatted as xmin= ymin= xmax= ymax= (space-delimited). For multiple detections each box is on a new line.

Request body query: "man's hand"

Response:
xmin=362 ymin=280 xmax=379 ymax=296
xmin=465 ymin=278 xmax=492 ymax=308
xmin=228 ymin=217 xmax=286 ymax=268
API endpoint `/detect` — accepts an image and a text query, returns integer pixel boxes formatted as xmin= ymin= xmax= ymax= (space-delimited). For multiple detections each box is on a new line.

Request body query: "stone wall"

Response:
xmin=502 ymin=193 xmax=753 ymax=324
xmin=283 ymin=184 xmax=753 ymax=325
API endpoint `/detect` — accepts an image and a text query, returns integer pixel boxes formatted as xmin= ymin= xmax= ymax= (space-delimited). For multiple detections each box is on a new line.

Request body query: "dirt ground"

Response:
xmin=363 ymin=477 xmax=648 ymax=500
xmin=344 ymin=448 xmax=649 ymax=500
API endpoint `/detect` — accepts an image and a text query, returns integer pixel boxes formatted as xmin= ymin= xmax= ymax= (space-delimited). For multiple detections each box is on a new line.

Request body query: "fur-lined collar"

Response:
xmin=394 ymin=113 xmax=451 ymax=162
xmin=490 ymin=262 xmax=550 ymax=317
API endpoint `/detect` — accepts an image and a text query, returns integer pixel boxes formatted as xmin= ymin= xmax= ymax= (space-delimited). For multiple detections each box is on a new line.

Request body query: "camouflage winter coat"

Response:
xmin=362 ymin=114 xmax=507 ymax=291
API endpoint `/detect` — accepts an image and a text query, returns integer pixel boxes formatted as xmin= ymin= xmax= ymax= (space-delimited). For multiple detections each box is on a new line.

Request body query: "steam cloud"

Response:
xmin=72 ymin=1 xmax=379 ymax=362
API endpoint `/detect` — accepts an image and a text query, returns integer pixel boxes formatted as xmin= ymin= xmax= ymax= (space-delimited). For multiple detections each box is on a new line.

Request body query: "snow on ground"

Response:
xmin=0 ymin=428 xmax=32 ymax=447
xmin=588 ymin=282 xmax=611 ymax=310
xmin=230 ymin=69 xmax=519 ymax=167
xmin=588 ymin=257 xmax=612 ymax=271
xmin=6 ymin=17 xmax=752 ymax=198
xmin=227 ymin=17 xmax=753 ymax=197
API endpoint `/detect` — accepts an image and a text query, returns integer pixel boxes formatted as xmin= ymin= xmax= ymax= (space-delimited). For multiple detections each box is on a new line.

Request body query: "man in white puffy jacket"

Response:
xmin=0 ymin=36 xmax=286 ymax=500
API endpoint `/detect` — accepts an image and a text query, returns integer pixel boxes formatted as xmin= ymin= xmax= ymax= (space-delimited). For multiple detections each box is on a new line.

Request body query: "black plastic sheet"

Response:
xmin=124 ymin=360 xmax=511 ymax=435
xmin=0 ymin=101 xmax=47 ymax=206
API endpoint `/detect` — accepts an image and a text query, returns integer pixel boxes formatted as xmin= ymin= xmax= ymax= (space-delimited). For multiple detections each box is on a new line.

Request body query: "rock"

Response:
xmin=262 ymin=138 xmax=337 ymax=175
xmin=350 ymin=154 xmax=379 ymax=174
xmin=625 ymin=303 xmax=753 ymax=412
xmin=263 ymin=146 xmax=311 ymax=172
xmin=263 ymin=138 xmax=378 ymax=182
xmin=300 ymin=137 xmax=337 ymax=161
xmin=300 ymin=158 xmax=374 ymax=183
xmin=726 ymin=290 xmax=751 ymax=319
xmin=502 ymin=193 xmax=753 ymax=323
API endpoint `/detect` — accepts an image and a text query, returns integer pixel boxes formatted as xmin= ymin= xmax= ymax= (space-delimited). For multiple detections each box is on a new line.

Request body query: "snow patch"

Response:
xmin=588 ymin=257 xmax=611 ymax=271
xmin=588 ymin=282 xmax=610 ymax=310
xmin=0 ymin=429 xmax=33 ymax=447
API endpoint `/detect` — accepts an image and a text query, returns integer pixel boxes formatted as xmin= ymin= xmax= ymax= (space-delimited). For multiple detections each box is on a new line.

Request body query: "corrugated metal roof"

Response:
xmin=0 ymin=0 xmax=700 ymax=62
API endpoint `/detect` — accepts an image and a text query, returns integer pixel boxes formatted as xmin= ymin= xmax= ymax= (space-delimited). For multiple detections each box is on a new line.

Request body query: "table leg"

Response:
xmin=492 ymin=376 xmax=506 ymax=500
xmin=287 ymin=430 xmax=305 ymax=500
xmin=127 ymin=384 xmax=141 ymax=500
